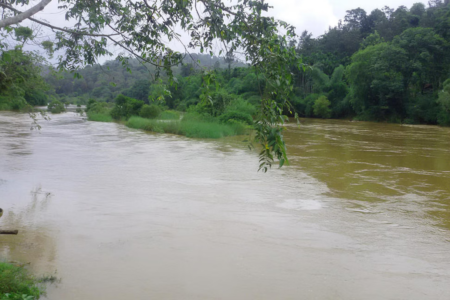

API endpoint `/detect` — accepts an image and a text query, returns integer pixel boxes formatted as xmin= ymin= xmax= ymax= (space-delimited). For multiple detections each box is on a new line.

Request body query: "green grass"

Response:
xmin=87 ymin=112 xmax=113 ymax=122
xmin=126 ymin=114 xmax=248 ymax=139
xmin=158 ymin=110 xmax=180 ymax=120
xmin=0 ymin=262 xmax=47 ymax=299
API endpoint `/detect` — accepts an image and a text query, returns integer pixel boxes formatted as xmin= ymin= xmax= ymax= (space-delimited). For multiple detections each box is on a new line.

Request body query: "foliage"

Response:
xmin=1 ymin=0 xmax=303 ymax=171
xmin=159 ymin=110 xmax=180 ymax=120
xmin=110 ymin=95 xmax=144 ymax=120
xmin=86 ymin=99 xmax=111 ymax=114
xmin=346 ymin=43 xmax=408 ymax=120
xmin=313 ymin=96 xmax=332 ymax=118
xmin=87 ymin=113 xmax=113 ymax=122
xmin=0 ymin=262 xmax=44 ymax=300
xmin=139 ymin=104 xmax=161 ymax=119
xmin=126 ymin=114 xmax=247 ymax=139
xmin=0 ymin=48 xmax=49 ymax=110
xmin=47 ymin=100 xmax=66 ymax=114
xmin=24 ymin=91 xmax=48 ymax=107
xmin=219 ymin=111 xmax=253 ymax=125
xmin=437 ymin=79 xmax=450 ymax=125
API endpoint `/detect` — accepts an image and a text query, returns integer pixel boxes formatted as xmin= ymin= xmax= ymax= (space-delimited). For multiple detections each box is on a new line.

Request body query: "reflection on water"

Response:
xmin=1 ymin=112 xmax=450 ymax=300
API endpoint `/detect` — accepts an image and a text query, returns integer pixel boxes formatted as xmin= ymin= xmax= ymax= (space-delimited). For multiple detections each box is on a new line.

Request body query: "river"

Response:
xmin=1 ymin=111 xmax=450 ymax=299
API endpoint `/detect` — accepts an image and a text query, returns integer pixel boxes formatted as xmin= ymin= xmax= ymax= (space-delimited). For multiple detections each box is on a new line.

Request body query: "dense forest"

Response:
xmin=1 ymin=1 xmax=450 ymax=126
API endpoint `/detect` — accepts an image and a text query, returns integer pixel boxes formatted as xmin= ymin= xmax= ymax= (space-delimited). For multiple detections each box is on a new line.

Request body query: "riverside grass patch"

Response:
xmin=126 ymin=114 xmax=247 ymax=139
xmin=0 ymin=262 xmax=47 ymax=299
xmin=158 ymin=110 xmax=181 ymax=120
xmin=87 ymin=112 xmax=113 ymax=122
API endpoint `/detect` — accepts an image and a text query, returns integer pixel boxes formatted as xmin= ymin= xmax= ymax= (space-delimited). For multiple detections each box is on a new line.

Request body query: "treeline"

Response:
xmin=44 ymin=1 xmax=450 ymax=126
xmin=2 ymin=1 xmax=450 ymax=127
xmin=290 ymin=0 xmax=450 ymax=125
xmin=44 ymin=54 xmax=248 ymax=106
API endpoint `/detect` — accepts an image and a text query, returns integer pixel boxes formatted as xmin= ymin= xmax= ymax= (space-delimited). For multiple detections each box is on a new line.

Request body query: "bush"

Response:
xmin=47 ymin=100 xmax=66 ymax=114
xmin=86 ymin=100 xmax=110 ymax=114
xmin=139 ymin=104 xmax=161 ymax=119
xmin=176 ymin=102 xmax=187 ymax=112
xmin=158 ymin=110 xmax=180 ymax=120
xmin=87 ymin=113 xmax=112 ymax=122
xmin=110 ymin=94 xmax=144 ymax=120
xmin=219 ymin=111 xmax=253 ymax=125
xmin=224 ymin=98 xmax=256 ymax=116
xmin=0 ymin=262 xmax=45 ymax=299
xmin=25 ymin=91 xmax=48 ymax=106
xmin=313 ymin=96 xmax=332 ymax=118
xmin=126 ymin=113 xmax=247 ymax=139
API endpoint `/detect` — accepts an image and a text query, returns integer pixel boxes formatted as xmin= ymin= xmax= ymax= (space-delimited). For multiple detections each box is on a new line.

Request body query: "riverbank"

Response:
xmin=87 ymin=111 xmax=251 ymax=139
xmin=0 ymin=261 xmax=51 ymax=299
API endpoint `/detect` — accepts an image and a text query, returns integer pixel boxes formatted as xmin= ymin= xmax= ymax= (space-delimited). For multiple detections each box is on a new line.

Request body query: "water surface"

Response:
xmin=1 ymin=112 xmax=449 ymax=299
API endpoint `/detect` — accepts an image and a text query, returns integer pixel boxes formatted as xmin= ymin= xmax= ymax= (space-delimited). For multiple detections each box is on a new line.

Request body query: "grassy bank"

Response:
xmin=126 ymin=114 xmax=248 ymax=138
xmin=158 ymin=110 xmax=181 ymax=120
xmin=87 ymin=112 xmax=113 ymax=122
xmin=0 ymin=261 xmax=51 ymax=299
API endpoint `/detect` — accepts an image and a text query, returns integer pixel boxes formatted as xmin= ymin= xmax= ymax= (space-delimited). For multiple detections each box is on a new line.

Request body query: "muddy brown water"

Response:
xmin=1 ymin=111 xmax=450 ymax=300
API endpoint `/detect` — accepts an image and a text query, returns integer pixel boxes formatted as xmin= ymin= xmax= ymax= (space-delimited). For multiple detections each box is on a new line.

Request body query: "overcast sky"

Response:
xmin=267 ymin=0 xmax=428 ymax=37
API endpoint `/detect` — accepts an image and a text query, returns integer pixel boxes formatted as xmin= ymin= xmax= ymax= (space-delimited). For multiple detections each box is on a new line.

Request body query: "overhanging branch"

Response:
xmin=0 ymin=3 xmax=120 ymax=38
xmin=0 ymin=0 xmax=52 ymax=28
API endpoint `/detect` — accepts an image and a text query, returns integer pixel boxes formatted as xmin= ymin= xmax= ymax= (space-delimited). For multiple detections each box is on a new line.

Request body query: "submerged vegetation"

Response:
xmin=0 ymin=261 xmax=55 ymax=300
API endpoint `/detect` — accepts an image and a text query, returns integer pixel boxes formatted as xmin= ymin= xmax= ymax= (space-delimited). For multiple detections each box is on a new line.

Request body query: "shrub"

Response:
xmin=47 ymin=100 xmax=66 ymax=114
xmin=158 ymin=110 xmax=180 ymax=120
xmin=176 ymin=102 xmax=187 ymax=112
xmin=126 ymin=113 xmax=248 ymax=139
xmin=87 ymin=113 xmax=112 ymax=122
xmin=110 ymin=94 xmax=144 ymax=120
xmin=224 ymin=98 xmax=256 ymax=116
xmin=313 ymin=96 xmax=331 ymax=118
xmin=25 ymin=91 xmax=48 ymax=106
xmin=0 ymin=262 xmax=45 ymax=299
xmin=437 ymin=79 xmax=450 ymax=126
xmin=139 ymin=104 xmax=161 ymax=119
xmin=219 ymin=111 xmax=253 ymax=125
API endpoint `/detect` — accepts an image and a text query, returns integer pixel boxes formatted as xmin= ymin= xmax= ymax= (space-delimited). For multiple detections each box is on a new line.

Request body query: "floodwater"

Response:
xmin=1 ymin=111 xmax=450 ymax=300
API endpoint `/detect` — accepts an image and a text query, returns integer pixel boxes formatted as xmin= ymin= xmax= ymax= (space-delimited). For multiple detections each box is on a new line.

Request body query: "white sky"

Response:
xmin=267 ymin=0 xmax=429 ymax=37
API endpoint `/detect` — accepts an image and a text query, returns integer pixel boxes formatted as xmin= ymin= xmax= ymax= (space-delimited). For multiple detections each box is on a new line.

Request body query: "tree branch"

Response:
xmin=0 ymin=3 xmax=120 ymax=38
xmin=0 ymin=0 xmax=52 ymax=28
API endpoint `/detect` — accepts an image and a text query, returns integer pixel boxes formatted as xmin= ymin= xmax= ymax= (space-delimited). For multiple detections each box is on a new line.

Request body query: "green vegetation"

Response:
xmin=0 ymin=261 xmax=49 ymax=300
xmin=291 ymin=2 xmax=450 ymax=125
xmin=84 ymin=93 xmax=252 ymax=139
xmin=139 ymin=104 xmax=161 ymax=119
xmin=0 ymin=48 xmax=49 ymax=111
xmin=42 ymin=0 xmax=450 ymax=129
xmin=47 ymin=100 xmax=66 ymax=114
xmin=87 ymin=113 xmax=113 ymax=122
xmin=126 ymin=114 xmax=247 ymax=139
xmin=2 ymin=0 xmax=302 ymax=170
xmin=313 ymin=96 xmax=332 ymax=119
xmin=85 ymin=99 xmax=113 ymax=122
xmin=3 ymin=0 xmax=450 ymax=169
xmin=159 ymin=110 xmax=180 ymax=120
